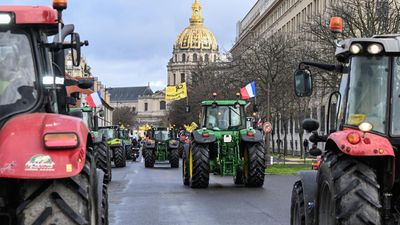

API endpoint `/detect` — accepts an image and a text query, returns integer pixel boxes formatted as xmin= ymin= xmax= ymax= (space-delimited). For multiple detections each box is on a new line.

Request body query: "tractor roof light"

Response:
xmin=350 ymin=44 xmax=362 ymax=54
xmin=368 ymin=44 xmax=383 ymax=55
xmin=0 ymin=13 xmax=13 ymax=25
xmin=329 ymin=17 xmax=343 ymax=33
xmin=53 ymin=0 xmax=68 ymax=10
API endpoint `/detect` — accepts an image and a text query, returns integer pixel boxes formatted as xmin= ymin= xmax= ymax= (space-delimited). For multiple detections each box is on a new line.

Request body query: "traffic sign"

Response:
xmin=263 ymin=122 xmax=273 ymax=133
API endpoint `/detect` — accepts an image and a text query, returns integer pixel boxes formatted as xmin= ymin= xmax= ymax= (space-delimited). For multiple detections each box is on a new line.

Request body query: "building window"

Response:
xmin=193 ymin=53 xmax=198 ymax=62
xmin=160 ymin=101 xmax=166 ymax=110
xmin=181 ymin=73 xmax=185 ymax=83
xmin=175 ymin=54 xmax=177 ymax=62
xmin=144 ymin=103 xmax=148 ymax=111
xmin=182 ymin=54 xmax=186 ymax=62
xmin=172 ymin=74 xmax=176 ymax=85
xmin=205 ymin=54 xmax=209 ymax=62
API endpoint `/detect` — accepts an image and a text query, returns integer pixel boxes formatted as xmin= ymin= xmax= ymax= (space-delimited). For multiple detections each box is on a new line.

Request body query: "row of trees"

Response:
xmin=169 ymin=0 xmax=400 ymax=158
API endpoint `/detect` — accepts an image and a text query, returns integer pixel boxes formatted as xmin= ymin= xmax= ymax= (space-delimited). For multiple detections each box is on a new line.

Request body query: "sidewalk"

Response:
xmin=267 ymin=155 xmax=316 ymax=166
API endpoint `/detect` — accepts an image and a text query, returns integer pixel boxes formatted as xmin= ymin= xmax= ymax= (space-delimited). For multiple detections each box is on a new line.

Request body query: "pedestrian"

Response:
xmin=303 ymin=139 xmax=309 ymax=153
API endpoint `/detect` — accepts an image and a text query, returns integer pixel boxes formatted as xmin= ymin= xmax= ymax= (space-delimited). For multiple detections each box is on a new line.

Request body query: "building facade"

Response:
xmin=107 ymin=86 xmax=168 ymax=127
xmin=167 ymin=0 xmax=220 ymax=86
xmin=232 ymin=0 xmax=333 ymax=154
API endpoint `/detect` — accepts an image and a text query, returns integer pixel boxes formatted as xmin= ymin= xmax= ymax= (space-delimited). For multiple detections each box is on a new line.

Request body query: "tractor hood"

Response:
xmin=0 ymin=113 xmax=89 ymax=179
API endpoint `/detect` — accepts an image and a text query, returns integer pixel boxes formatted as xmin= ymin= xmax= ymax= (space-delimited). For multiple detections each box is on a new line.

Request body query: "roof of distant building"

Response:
xmin=107 ymin=86 xmax=153 ymax=102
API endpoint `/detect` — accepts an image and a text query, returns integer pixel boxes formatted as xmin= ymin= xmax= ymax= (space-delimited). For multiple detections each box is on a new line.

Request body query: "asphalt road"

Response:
xmin=108 ymin=156 xmax=298 ymax=225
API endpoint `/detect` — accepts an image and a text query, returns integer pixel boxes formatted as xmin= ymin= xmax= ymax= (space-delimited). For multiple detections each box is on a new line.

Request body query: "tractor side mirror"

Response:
xmin=78 ymin=79 xmax=93 ymax=89
xmin=71 ymin=33 xmax=81 ymax=67
xmin=294 ymin=69 xmax=313 ymax=97
xmin=302 ymin=119 xmax=319 ymax=133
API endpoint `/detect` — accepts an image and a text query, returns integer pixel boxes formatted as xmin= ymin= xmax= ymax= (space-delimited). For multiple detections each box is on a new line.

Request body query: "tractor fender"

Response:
xmin=241 ymin=129 xmax=263 ymax=143
xmin=144 ymin=141 xmax=156 ymax=149
xmin=168 ymin=140 xmax=179 ymax=149
xmin=192 ymin=130 xmax=216 ymax=144
xmin=298 ymin=170 xmax=318 ymax=225
xmin=0 ymin=113 xmax=89 ymax=179
xmin=327 ymin=128 xmax=395 ymax=157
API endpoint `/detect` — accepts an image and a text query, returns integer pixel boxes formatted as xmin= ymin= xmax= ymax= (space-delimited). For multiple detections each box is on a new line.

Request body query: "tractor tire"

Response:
xmin=317 ymin=151 xmax=382 ymax=225
xmin=290 ymin=180 xmax=305 ymax=225
xmin=178 ymin=144 xmax=184 ymax=158
xmin=169 ymin=148 xmax=180 ymax=168
xmin=125 ymin=145 xmax=132 ymax=160
xmin=234 ymin=167 xmax=244 ymax=185
xmin=95 ymin=142 xmax=112 ymax=184
xmin=17 ymin=149 xmax=101 ymax=225
xmin=189 ymin=144 xmax=209 ymax=188
xmin=182 ymin=151 xmax=190 ymax=186
xmin=101 ymin=184 xmax=109 ymax=225
xmin=244 ymin=143 xmax=265 ymax=187
xmin=113 ymin=146 xmax=126 ymax=168
xmin=144 ymin=148 xmax=155 ymax=168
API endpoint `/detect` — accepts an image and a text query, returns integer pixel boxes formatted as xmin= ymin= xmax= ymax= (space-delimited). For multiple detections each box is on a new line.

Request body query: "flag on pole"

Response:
xmin=85 ymin=91 xmax=103 ymax=108
xmin=165 ymin=82 xmax=188 ymax=100
xmin=240 ymin=81 xmax=256 ymax=99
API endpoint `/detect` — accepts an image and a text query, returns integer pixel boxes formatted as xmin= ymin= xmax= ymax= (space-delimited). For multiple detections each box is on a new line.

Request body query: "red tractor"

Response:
xmin=0 ymin=1 xmax=107 ymax=225
xmin=291 ymin=18 xmax=400 ymax=225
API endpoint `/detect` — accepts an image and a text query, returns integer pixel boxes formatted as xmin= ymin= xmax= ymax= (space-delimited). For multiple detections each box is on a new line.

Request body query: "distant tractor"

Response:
xmin=98 ymin=126 xmax=127 ymax=168
xmin=290 ymin=18 xmax=400 ymax=225
xmin=143 ymin=127 xmax=180 ymax=168
xmin=182 ymin=98 xmax=266 ymax=188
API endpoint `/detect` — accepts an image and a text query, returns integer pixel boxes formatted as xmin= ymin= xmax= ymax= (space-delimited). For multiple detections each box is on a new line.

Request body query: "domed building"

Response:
xmin=167 ymin=0 xmax=219 ymax=86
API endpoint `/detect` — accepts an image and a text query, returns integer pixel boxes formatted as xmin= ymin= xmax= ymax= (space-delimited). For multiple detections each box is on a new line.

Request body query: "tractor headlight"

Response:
xmin=350 ymin=44 xmax=362 ymax=54
xmin=368 ymin=44 xmax=383 ymax=54
xmin=359 ymin=122 xmax=373 ymax=132
xmin=0 ymin=13 xmax=13 ymax=25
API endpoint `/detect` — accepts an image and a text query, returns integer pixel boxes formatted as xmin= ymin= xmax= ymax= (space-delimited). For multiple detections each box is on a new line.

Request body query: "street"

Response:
xmin=109 ymin=156 xmax=298 ymax=225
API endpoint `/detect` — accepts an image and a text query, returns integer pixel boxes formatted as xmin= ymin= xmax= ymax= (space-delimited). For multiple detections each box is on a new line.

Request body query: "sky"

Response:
xmin=6 ymin=0 xmax=257 ymax=90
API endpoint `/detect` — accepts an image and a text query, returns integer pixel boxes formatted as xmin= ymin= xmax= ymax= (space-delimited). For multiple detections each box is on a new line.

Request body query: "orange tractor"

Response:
xmin=0 ymin=1 xmax=107 ymax=224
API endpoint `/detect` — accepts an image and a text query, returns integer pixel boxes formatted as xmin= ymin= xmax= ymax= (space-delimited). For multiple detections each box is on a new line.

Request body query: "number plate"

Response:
xmin=224 ymin=135 xmax=232 ymax=143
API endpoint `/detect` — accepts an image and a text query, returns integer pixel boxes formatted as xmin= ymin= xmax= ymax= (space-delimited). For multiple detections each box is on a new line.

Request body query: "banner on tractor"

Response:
xmin=184 ymin=122 xmax=198 ymax=133
xmin=166 ymin=82 xmax=187 ymax=100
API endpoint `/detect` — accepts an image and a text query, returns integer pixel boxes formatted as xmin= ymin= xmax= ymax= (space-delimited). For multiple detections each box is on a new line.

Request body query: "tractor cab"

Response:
xmin=0 ymin=5 xmax=89 ymax=127
xmin=295 ymin=36 xmax=400 ymax=145
xmin=200 ymin=100 xmax=246 ymax=131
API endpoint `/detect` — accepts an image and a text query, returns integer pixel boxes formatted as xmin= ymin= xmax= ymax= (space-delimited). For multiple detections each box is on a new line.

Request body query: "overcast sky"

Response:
xmin=6 ymin=0 xmax=257 ymax=90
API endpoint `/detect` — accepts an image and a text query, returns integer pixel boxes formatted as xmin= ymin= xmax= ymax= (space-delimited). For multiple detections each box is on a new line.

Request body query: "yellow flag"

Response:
xmin=184 ymin=122 xmax=198 ymax=133
xmin=166 ymin=82 xmax=188 ymax=100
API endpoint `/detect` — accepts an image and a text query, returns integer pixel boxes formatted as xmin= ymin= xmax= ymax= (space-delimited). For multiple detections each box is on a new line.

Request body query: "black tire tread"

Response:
xmin=144 ymin=147 xmax=155 ymax=168
xmin=245 ymin=143 xmax=265 ymax=187
xmin=113 ymin=146 xmax=126 ymax=168
xmin=95 ymin=142 xmax=112 ymax=183
xmin=290 ymin=180 xmax=305 ymax=225
xmin=190 ymin=144 xmax=209 ymax=188
xmin=169 ymin=148 xmax=179 ymax=168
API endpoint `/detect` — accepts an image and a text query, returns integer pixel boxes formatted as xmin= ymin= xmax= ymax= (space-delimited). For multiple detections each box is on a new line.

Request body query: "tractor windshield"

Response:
xmin=0 ymin=30 xmax=37 ymax=120
xmin=154 ymin=130 xmax=169 ymax=141
xmin=205 ymin=106 xmax=243 ymax=131
xmin=391 ymin=57 xmax=400 ymax=135
xmin=99 ymin=128 xmax=115 ymax=140
xmin=346 ymin=56 xmax=389 ymax=133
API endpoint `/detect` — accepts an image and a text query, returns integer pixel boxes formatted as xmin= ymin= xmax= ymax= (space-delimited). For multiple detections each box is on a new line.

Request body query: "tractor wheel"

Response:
xmin=113 ymin=146 xmax=126 ymax=168
xmin=125 ymin=145 xmax=132 ymax=160
xmin=144 ymin=148 xmax=155 ymax=168
xmin=189 ymin=144 xmax=209 ymax=188
xmin=95 ymin=142 xmax=112 ymax=184
xmin=169 ymin=148 xmax=180 ymax=168
xmin=182 ymin=151 xmax=190 ymax=186
xmin=244 ymin=143 xmax=265 ymax=187
xmin=17 ymin=148 xmax=101 ymax=225
xmin=178 ymin=144 xmax=184 ymax=158
xmin=290 ymin=180 xmax=305 ymax=225
xmin=234 ymin=167 xmax=244 ymax=185
xmin=101 ymin=184 xmax=109 ymax=225
xmin=317 ymin=151 xmax=382 ymax=225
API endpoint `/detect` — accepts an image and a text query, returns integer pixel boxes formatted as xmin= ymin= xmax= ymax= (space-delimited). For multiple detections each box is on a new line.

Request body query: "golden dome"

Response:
xmin=176 ymin=0 xmax=218 ymax=51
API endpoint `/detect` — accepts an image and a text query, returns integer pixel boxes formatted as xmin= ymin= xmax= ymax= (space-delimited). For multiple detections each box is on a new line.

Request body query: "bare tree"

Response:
xmin=112 ymin=106 xmax=136 ymax=127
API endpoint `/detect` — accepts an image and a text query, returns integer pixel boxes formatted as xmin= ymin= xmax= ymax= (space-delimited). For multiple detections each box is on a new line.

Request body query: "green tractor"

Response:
xmin=182 ymin=99 xmax=266 ymax=188
xmin=143 ymin=127 xmax=180 ymax=168
xmin=70 ymin=106 xmax=113 ymax=183
xmin=98 ymin=126 xmax=127 ymax=168
xmin=120 ymin=127 xmax=133 ymax=160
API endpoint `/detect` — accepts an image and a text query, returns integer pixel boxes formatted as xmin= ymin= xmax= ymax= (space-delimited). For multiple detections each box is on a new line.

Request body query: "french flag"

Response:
xmin=240 ymin=81 xmax=256 ymax=99
xmin=85 ymin=91 xmax=103 ymax=108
